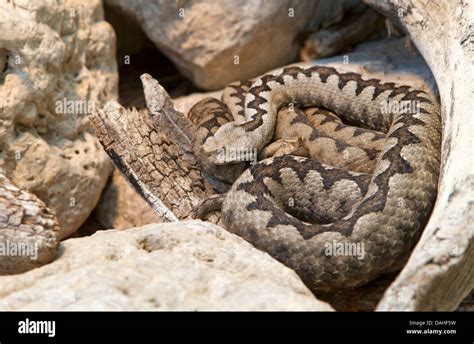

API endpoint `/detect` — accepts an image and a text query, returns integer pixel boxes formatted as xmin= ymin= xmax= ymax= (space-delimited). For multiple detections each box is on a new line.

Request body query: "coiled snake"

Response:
xmin=190 ymin=66 xmax=441 ymax=292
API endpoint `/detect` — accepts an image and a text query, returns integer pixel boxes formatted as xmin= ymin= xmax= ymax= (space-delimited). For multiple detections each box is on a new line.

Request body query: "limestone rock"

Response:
xmin=0 ymin=221 xmax=333 ymax=311
xmin=105 ymin=0 xmax=358 ymax=90
xmin=366 ymin=0 xmax=474 ymax=311
xmin=0 ymin=0 xmax=118 ymax=238
xmin=173 ymin=91 xmax=222 ymax=116
xmin=0 ymin=174 xmax=60 ymax=275
xmin=174 ymin=37 xmax=437 ymax=115
xmin=303 ymin=37 xmax=437 ymax=94
xmin=93 ymin=169 xmax=163 ymax=230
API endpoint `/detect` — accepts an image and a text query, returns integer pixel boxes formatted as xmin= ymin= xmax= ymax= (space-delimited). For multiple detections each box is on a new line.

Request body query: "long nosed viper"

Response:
xmin=189 ymin=65 xmax=441 ymax=292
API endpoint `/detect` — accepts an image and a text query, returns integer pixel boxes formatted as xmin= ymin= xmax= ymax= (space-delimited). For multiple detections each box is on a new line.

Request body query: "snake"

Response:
xmin=189 ymin=65 xmax=441 ymax=292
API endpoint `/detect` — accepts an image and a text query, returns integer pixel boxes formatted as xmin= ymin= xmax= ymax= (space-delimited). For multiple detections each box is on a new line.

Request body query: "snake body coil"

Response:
xmin=190 ymin=66 xmax=441 ymax=292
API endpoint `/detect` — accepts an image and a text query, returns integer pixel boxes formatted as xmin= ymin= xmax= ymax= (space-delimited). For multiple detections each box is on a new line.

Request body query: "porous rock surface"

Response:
xmin=0 ymin=0 xmax=118 ymax=238
xmin=0 ymin=221 xmax=333 ymax=311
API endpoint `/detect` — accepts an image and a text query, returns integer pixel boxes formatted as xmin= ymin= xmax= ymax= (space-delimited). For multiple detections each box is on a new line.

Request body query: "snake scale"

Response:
xmin=189 ymin=65 xmax=441 ymax=292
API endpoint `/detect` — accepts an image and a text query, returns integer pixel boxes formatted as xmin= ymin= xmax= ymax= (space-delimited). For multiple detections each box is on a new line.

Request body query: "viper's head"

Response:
xmin=202 ymin=122 xmax=253 ymax=165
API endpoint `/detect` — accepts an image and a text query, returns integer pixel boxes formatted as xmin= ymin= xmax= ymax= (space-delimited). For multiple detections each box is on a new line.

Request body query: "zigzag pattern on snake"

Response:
xmin=189 ymin=65 xmax=441 ymax=292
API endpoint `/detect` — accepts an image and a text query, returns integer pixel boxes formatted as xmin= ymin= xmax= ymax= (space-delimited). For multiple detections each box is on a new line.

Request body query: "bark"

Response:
xmin=364 ymin=0 xmax=474 ymax=311
xmin=0 ymin=174 xmax=60 ymax=274
xmin=88 ymin=75 xmax=215 ymax=222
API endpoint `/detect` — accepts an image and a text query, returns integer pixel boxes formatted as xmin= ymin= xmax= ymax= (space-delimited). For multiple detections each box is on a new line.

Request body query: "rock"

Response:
xmin=104 ymin=1 xmax=149 ymax=60
xmin=367 ymin=0 xmax=473 ymax=311
xmin=456 ymin=291 xmax=474 ymax=312
xmin=0 ymin=0 xmax=118 ymax=238
xmin=93 ymin=169 xmax=163 ymax=230
xmin=173 ymin=91 xmax=222 ymax=116
xmin=0 ymin=221 xmax=333 ymax=311
xmin=302 ymin=37 xmax=437 ymax=93
xmin=173 ymin=36 xmax=437 ymax=115
xmin=0 ymin=174 xmax=60 ymax=275
xmin=105 ymin=0 xmax=358 ymax=90
xmin=73 ymin=215 xmax=104 ymax=238
xmin=300 ymin=4 xmax=386 ymax=61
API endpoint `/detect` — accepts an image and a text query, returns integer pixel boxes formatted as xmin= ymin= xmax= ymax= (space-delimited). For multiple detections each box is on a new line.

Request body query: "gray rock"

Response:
xmin=0 ymin=221 xmax=333 ymax=310
xmin=93 ymin=169 xmax=163 ymax=230
xmin=105 ymin=0 xmax=358 ymax=90
xmin=0 ymin=0 xmax=118 ymax=238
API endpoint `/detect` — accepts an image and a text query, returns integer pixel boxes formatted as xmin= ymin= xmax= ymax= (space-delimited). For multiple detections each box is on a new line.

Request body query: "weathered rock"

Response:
xmin=173 ymin=91 xmax=222 ymax=116
xmin=0 ymin=221 xmax=333 ymax=311
xmin=93 ymin=169 xmax=163 ymax=230
xmin=0 ymin=174 xmax=60 ymax=275
xmin=365 ymin=0 xmax=474 ymax=311
xmin=303 ymin=37 xmax=437 ymax=93
xmin=456 ymin=291 xmax=474 ymax=312
xmin=105 ymin=0 xmax=358 ymax=90
xmin=73 ymin=215 xmax=103 ymax=238
xmin=300 ymin=4 xmax=386 ymax=61
xmin=0 ymin=0 xmax=118 ymax=239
